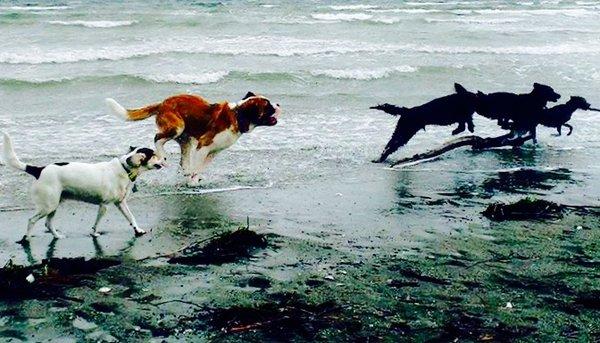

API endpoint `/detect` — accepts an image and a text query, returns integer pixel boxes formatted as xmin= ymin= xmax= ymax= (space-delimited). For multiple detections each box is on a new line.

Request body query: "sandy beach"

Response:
xmin=2 ymin=163 xmax=599 ymax=341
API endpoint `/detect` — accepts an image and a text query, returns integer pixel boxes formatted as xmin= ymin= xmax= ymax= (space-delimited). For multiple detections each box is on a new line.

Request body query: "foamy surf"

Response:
xmin=310 ymin=66 xmax=417 ymax=80
xmin=48 ymin=20 xmax=137 ymax=28
xmin=139 ymin=71 xmax=229 ymax=84
xmin=3 ymin=34 xmax=599 ymax=65
xmin=328 ymin=5 xmax=379 ymax=10
xmin=0 ymin=5 xmax=69 ymax=11
xmin=311 ymin=13 xmax=373 ymax=22
xmin=0 ymin=36 xmax=404 ymax=64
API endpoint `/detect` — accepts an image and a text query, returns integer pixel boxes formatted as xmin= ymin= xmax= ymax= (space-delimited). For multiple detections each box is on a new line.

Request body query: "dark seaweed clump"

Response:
xmin=0 ymin=257 xmax=120 ymax=301
xmin=201 ymin=293 xmax=361 ymax=341
xmin=483 ymin=198 xmax=564 ymax=221
xmin=168 ymin=228 xmax=268 ymax=265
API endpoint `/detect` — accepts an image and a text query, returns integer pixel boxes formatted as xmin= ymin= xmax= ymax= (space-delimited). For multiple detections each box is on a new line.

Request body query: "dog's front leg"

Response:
xmin=531 ymin=127 xmax=538 ymax=143
xmin=91 ymin=204 xmax=107 ymax=237
xmin=179 ymin=139 xmax=195 ymax=176
xmin=452 ymin=122 xmax=466 ymax=135
xmin=116 ymin=201 xmax=146 ymax=237
xmin=44 ymin=211 xmax=65 ymax=239
xmin=467 ymin=119 xmax=475 ymax=133
xmin=187 ymin=148 xmax=210 ymax=186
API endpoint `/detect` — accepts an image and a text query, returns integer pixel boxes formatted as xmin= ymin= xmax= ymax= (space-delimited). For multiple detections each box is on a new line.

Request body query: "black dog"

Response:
xmin=538 ymin=96 xmax=599 ymax=136
xmin=371 ymin=83 xmax=477 ymax=163
xmin=476 ymin=83 xmax=561 ymax=137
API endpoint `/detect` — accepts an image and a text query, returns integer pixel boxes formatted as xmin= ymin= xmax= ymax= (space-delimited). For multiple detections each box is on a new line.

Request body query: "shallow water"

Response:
xmin=1 ymin=0 xmax=600 ymax=209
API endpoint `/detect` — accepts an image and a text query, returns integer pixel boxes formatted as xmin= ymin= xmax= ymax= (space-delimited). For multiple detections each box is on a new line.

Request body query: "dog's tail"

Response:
xmin=105 ymin=98 xmax=160 ymax=121
xmin=2 ymin=132 xmax=45 ymax=178
xmin=370 ymin=103 xmax=409 ymax=116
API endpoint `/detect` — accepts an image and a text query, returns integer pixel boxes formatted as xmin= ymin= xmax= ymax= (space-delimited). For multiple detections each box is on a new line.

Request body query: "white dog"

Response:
xmin=1 ymin=133 xmax=164 ymax=243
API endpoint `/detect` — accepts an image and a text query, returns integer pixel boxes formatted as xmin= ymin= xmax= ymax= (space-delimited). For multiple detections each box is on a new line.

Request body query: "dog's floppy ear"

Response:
xmin=243 ymin=92 xmax=256 ymax=100
xmin=236 ymin=105 xmax=256 ymax=133
xmin=129 ymin=146 xmax=138 ymax=153
xmin=533 ymin=82 xmax=541 ymax=88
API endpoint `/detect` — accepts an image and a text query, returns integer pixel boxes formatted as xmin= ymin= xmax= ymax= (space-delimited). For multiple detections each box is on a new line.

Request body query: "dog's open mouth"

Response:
xmin=263 ymin=107 xmax=281 ymax=126
xmin=266 ymin=116 xmax=278 ymax=126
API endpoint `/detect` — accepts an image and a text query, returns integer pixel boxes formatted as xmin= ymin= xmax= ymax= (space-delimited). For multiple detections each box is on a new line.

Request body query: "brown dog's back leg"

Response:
xmin=154 ymin=111 xmax=184 ymax=160
xmin=178 ymin=137 xmax=196 ymax=176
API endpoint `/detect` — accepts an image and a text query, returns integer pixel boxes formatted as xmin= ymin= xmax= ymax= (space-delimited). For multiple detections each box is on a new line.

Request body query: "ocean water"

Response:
xmin=1 ymin=0 xmax=600 ymax=209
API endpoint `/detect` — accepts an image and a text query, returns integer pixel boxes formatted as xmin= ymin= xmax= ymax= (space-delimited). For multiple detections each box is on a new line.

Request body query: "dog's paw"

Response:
xmin=90 ymin=232 xmax=101 ymax=238
xmin=186 ymin=175 xmax=201 ymax=187
xmin=53 ymin=233 xmax=66 ymax=239
xmin=134 ymin=228 xmax=147 ymax=237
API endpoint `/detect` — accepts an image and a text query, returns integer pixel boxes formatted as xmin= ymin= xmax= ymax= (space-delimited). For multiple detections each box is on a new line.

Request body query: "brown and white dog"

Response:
xmin=106 ymin=92 xmax=281 ymax=185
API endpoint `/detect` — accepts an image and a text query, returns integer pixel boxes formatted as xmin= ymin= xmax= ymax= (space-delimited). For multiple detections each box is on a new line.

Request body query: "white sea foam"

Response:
xmin=311 ymin=13 xmax=373 ymax=21
xmin=475 ymin=8 xmax=594 ymax=16
xmin=0 ymin=5 xmax=69 ymax=11
xmin=413 ymin=43 xmax=600 ymax=55
xmin=0 ymin=36 xmax=404 ymax=64
xmin=372 ymin=17 xmax=402 ymax=24
xmin=48 ymin=20 xmax=136 ymax=28
xmin=367 ymin=8 xmax=442 ymax=14
xmin=329 ymin=5 xmax=379 ymax=10
xmin=139 ymin=71 xmax=229 ymax=84
xmin=0 ymin=75 xmax=78 ymax=84
xmin=310 ymin=66 xmax=417 ymax=80
xmin=311 ymin=12 xmax=403 ymax=24
xmin=2 ymin=35 xmax=599 ymax=65
xmin=425 ymin=18 xmax=521 ymax=24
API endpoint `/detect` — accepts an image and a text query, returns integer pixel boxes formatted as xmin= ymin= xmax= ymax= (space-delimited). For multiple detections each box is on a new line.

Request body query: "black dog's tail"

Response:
xmin=370 ymin=103 xmax=409 ymax=116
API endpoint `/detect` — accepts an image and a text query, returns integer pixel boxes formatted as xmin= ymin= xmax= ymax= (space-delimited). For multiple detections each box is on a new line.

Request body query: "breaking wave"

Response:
xmin=310 ymin=66 xmax=417 ymax=80
xmin=47 ymin=20 xmax=136 ymax=28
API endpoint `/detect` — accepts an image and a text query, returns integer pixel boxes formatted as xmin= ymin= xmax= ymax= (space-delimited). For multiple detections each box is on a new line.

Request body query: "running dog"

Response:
xmin=476 ymin=83 xmax=561 ymax=130
xmin=2 ymin=132 xmax=164 ymax=243
xmin=538 ymin=96 xmax=599 ymax=136
xmin=371 ymin=83 xmax=477 ymax=163
xmin=106 ymin=92 xmax=281 ymax=185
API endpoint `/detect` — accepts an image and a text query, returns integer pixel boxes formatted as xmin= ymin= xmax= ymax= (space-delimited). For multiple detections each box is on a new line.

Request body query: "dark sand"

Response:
xmin=0 ymin=165 xmax=599 ymax=342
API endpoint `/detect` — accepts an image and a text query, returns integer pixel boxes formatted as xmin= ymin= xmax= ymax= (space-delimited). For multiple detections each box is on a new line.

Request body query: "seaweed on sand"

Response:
xmin=482 ymin=198 xmax=564 ymax=221
xmin=0 ymin=257 xmax=120 ymax=300
xmin=168 ymin=228 xmax=268 ymax=265
xmin=199 ymin=293 xmax=361 ymax=341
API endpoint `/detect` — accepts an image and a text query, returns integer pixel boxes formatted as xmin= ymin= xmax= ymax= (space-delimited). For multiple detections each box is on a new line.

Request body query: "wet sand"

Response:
xmin=1 ymin=164 xmax=599 ymax=341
